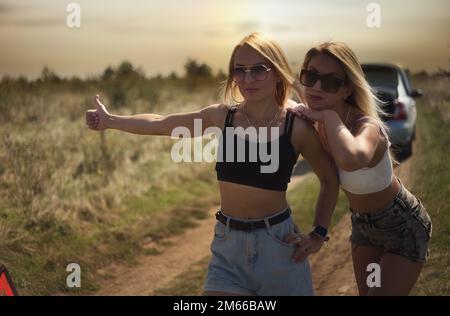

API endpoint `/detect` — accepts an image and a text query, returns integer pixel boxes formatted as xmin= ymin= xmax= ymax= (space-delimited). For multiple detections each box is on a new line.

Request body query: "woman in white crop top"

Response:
xmin=287 ymin=41 xmax=432 ymax=296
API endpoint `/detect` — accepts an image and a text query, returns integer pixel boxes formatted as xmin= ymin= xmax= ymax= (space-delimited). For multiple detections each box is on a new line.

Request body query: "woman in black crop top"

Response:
xmin=86 ymin=33 xmax=339 ymax=296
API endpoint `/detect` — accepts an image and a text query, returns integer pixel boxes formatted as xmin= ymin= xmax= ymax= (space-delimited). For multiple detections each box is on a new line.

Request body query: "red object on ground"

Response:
xmin=0 ymin=265 xmax=18 ymax=296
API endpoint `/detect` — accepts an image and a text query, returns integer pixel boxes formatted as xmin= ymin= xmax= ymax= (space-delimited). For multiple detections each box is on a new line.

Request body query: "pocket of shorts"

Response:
xmin=411 ymin=199 xmax=432 ymax=239
xmin=213 ymin=221 xmax=229 ymax=241
xmin=372 ymin=208 xmax=408 ymax=231
xmin=266 ymin=218 xmax=296 ymax=248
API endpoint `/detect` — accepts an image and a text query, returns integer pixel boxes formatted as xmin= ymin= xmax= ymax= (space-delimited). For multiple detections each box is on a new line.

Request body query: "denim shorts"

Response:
xmin=204 ymin=207 xmax=314 ymax=296
xmin=350 ymin=178 xmax=432 ymax=263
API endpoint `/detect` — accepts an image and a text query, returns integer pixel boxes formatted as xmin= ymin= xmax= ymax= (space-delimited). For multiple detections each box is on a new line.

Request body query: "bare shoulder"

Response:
xmin=290 ymin=115 xmax=320 ymax=151
xmin=205 ymin=104 xmax=235 ymax=127
xmin=202 ymin=103 xmax=228 ymax=114
xmin=350 ymin=115 xmax=387 ymax=157
xmin=291 ymin=115 xmax=318 ymax=137
xmin=351 ymin=115 xmax=380 ymax=135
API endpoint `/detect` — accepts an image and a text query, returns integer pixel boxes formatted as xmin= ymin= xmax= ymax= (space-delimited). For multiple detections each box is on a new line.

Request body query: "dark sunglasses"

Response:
xmin=233 ymin=64 xmax=272 ymax=83
xmin=299 ymin=69 xmax=347 ymax=93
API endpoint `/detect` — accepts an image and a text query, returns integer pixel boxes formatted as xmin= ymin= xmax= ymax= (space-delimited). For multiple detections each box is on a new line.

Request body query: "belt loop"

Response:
xmin=287 ymin=207 xmax=292 ymax=218
xmin=263 ymin=218 xmax=273 ymax=236
xmin=225 ymin=216 xmax=231 ymax=233
xmin=358 ymin=213 xmax=368 ymax=223
xmin=395 ymin=196 xmax=407 ymax=210
xmin=218 ymin=209 xmax=231 ymax=233
xmin=397 ymin=177 xmax=406 ymax=199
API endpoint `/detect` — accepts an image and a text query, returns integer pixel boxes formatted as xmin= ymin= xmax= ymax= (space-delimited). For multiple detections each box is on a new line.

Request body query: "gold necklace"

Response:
xmin=344 ymin=105 xmax=352 ymax=125
xmin=242 ymin=103 xmax=280 ymax=128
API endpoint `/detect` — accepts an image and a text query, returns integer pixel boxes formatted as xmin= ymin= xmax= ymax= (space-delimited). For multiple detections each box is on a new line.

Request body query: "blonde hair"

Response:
xmin=222 ymin=33 xmax=295 ymax=107
xmin=302 ymin=42 xmax=397 ymax=163
xmin=302 ymin=41 xmax=387 ymax=126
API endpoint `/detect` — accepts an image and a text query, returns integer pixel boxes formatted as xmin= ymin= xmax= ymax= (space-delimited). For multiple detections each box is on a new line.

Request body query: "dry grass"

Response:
xmin=408 ymin=75 xmax=450 ymax=295
xmin=0 ymin=74 xmax=222 ymax=295
xmin=0 ymin=71 xmax=447 ymax=295
xmin=412 ymin=73 xmax=450 ymax=123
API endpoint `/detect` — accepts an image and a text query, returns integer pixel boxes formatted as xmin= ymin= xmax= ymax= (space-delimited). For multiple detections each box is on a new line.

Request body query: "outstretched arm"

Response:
xmin=86 ymin=94 xmax=222 ymax=136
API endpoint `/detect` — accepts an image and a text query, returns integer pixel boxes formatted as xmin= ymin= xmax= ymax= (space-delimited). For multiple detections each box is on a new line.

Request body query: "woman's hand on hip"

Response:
xmin=284 ymin=232 xmax=325 ymax=262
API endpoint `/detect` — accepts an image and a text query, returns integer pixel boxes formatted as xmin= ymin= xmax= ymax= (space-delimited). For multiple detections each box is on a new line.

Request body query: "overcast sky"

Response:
xmin=1 ymin=0 xmax=449 ymax=78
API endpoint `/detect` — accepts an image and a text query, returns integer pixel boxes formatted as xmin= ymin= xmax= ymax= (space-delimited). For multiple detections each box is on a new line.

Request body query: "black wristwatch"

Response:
xmin=310 ymin=225 xmax=329 ymax=241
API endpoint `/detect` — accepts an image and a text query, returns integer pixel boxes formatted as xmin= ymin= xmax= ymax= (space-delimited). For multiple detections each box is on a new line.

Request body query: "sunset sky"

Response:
xmin=1 ymin=0 xmax=449 ymax=79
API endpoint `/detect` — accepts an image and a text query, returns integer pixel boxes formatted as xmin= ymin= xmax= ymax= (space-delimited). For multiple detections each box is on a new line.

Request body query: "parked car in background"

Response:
xmin=361 ymin=63 xmax=423 ymax=159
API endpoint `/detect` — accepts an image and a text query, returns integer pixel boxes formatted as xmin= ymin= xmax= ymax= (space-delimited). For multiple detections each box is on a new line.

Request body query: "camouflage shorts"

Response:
xmin=350 ymin=179 xmax=432 ymax=263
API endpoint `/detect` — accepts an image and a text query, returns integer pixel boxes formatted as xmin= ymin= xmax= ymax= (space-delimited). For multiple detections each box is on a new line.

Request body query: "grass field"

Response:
xmin=409 ymin=74 xmax=450 ymax=295
xmin=0 ymin=70 xmax=448 ymax=295
xmin=0 ymin=67 xmax=223 ymax=295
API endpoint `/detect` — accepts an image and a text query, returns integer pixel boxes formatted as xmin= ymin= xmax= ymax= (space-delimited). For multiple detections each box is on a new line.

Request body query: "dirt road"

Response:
xmin=97 ymin=151 xmax=415 ymax=295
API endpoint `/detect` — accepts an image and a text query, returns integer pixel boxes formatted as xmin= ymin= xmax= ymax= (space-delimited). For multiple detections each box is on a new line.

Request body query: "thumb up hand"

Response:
xmin=86 ymin=94 xmax=111 ymax=131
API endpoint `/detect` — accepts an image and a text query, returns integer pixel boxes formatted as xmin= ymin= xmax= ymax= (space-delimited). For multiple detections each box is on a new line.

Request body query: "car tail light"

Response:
xmin=393 ymin=100 xmax=407 ymax=120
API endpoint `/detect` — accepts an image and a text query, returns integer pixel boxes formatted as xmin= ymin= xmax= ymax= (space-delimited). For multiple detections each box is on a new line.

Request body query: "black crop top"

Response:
xmin=215 ymin=106 xmax=299 ymax=191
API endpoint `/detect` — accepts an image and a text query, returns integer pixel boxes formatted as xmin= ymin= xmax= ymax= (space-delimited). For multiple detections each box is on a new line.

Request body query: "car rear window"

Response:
xmin=362 ymin=66 xmax=398 ymax=89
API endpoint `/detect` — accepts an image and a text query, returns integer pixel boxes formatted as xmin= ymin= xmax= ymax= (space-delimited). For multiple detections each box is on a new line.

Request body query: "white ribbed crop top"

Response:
xmin=338 ymin=117 xmax=393 ymax=195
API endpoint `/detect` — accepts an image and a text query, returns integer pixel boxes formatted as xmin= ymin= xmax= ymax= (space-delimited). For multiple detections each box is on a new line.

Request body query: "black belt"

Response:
xmin=215 ymin=207 xmax=291 ymax=231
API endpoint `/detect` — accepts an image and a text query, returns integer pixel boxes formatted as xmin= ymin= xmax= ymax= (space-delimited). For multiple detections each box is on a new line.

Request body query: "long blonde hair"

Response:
xmin=301 ymin=41 xmax=397 ymax=163
xmin=222 ymin=33 xmax=295 ymax=107
xmin=302 ymin=41 xmax=387 ymax=128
